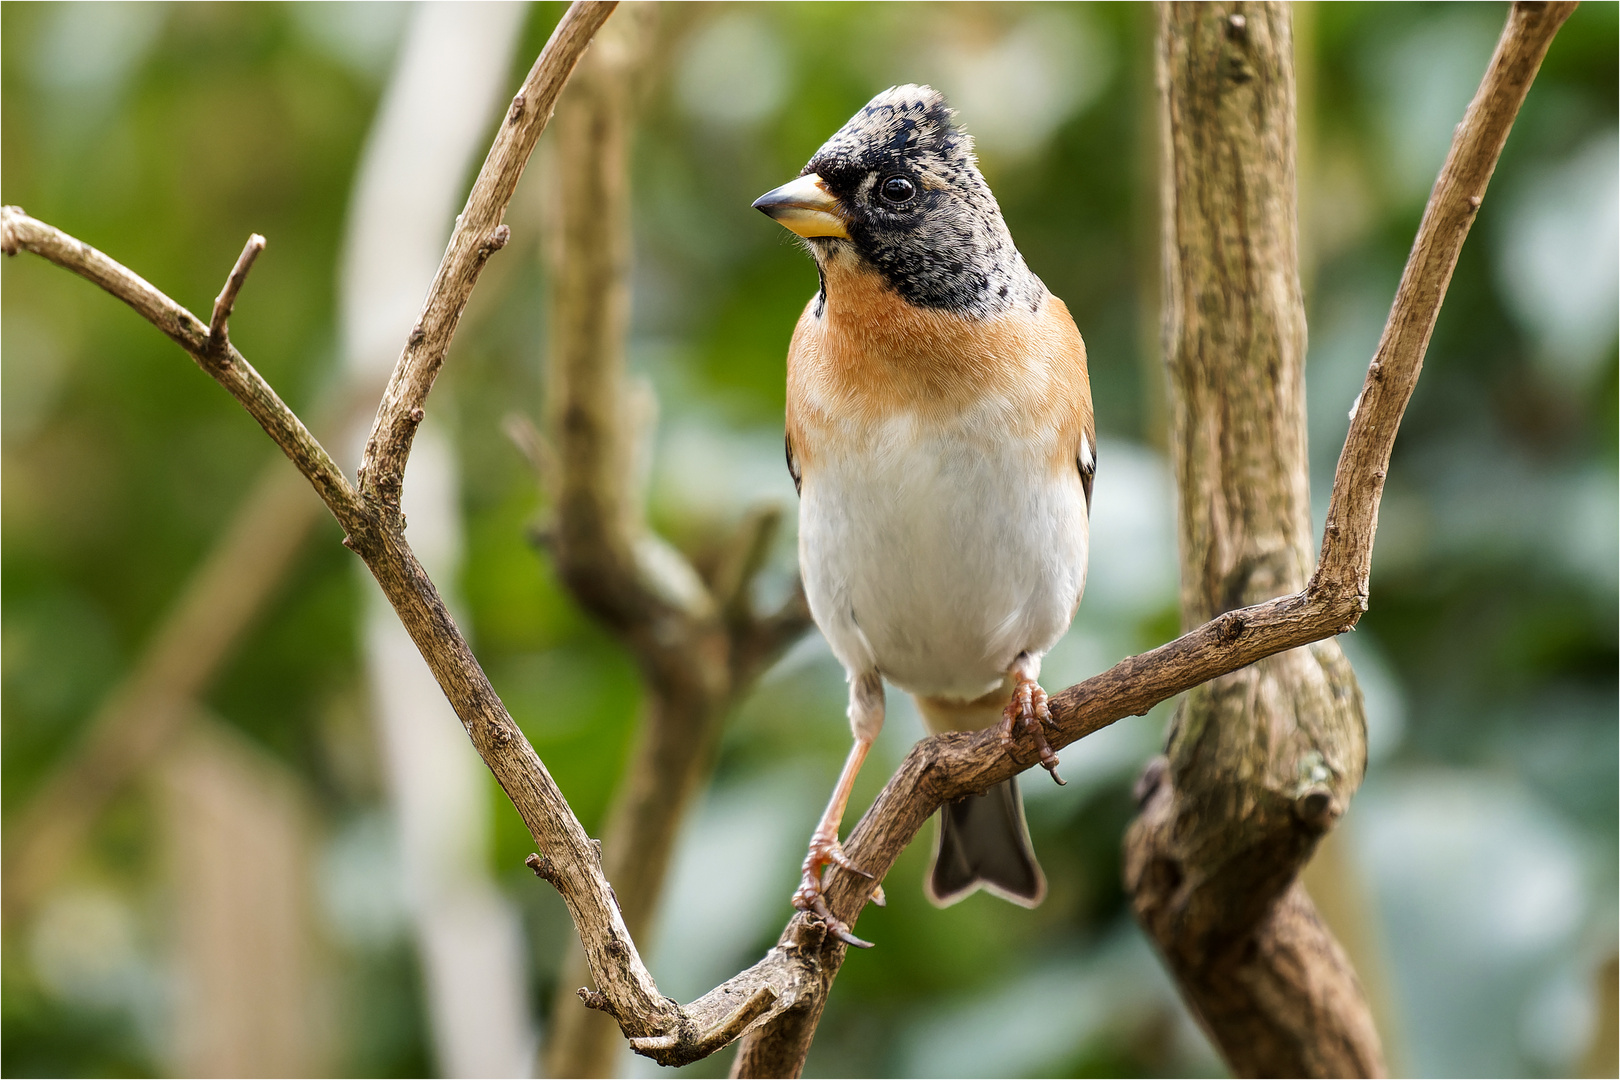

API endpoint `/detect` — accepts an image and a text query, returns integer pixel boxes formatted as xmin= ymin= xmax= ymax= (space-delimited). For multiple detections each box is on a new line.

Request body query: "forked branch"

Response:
xmin=1 ymin=210 xmax=357 ymax=517
xmin=0 ymin=1 xmax=1574 ymax=1075
xmin=208 ymin=233 xmax=265 ymax=351
xmin=357 ymin=0 xmax=615 ymax=513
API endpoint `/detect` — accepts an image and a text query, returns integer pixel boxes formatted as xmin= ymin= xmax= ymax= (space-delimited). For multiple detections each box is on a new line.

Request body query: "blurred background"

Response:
xmin=2 ymin=2 xmax=1614 ymax=1077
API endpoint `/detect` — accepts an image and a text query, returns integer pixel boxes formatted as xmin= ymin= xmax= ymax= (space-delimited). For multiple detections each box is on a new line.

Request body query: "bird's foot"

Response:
xmin=999 ymin=676 xmax=1065 ymax=785
xmin=792 ymin=831 xmax=875 ymax=948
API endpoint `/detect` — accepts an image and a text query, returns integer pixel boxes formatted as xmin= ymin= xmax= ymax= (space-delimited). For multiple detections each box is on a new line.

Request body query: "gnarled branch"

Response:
xmin=0 ymin=0 xmax=1573 ymax=1075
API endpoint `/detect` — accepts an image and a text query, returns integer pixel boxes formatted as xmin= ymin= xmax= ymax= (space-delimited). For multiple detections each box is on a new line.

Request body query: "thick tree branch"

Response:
xmin=0 ymin=0 xmax=1571 ymax=1074
xmin=358 ymin=0 xmax=616 ymax=514
xmin=1125 ymin=4 xmax=1378 ymax=1075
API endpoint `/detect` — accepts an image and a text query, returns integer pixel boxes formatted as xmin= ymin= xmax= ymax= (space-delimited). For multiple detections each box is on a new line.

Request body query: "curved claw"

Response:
xmin=1000 ymin=677 xmax=1066 ymax=785
xmin=793 ymin=884 xmax=874 ymax=949
xmin=793 ymin=833 xmax=877 ymax=948
xmin=831 ymin=924 xmax=875 ymax=949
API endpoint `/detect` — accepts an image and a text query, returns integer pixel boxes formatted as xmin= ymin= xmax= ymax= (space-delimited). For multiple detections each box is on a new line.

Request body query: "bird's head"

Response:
xmin=754 ymin=84 xmax=1039 ymax=318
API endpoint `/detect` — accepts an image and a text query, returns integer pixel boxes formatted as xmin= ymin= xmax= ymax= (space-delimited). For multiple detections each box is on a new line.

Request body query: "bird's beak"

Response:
xmin=752 ymin=173 xmax=850 ymax=239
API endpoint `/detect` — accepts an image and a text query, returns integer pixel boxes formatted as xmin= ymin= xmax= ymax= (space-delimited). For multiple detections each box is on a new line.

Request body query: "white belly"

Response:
xmin=799 ymin=409 xmax=1089 ymax=700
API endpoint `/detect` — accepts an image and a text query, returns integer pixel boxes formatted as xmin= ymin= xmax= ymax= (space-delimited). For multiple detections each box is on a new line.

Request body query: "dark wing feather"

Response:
xmin=1078 ymin=434 xmax=1095 ymax=512
xmin=785 ymin=431 xmax=802 ymax=495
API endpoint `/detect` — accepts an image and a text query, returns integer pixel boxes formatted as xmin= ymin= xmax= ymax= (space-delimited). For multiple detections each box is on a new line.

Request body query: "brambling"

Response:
xmin=754 ymin=86 xmax=1094 ymax=944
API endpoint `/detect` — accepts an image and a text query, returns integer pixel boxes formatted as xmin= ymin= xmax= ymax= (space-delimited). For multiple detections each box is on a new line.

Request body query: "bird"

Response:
xmin=753 ymin=85 xmax=1095 ymax=946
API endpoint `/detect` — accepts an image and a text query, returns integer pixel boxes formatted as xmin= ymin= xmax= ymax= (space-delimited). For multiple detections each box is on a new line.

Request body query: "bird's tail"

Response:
xmin=913 ymin=689 xmax=1047 ymax=908
xmin=925 ymin=776 xmax=1046 ymax=908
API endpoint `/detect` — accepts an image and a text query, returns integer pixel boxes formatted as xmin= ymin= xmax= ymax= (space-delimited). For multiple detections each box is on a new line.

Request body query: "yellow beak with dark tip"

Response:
xmin=753 ymin=173 xmax=850 ymax=239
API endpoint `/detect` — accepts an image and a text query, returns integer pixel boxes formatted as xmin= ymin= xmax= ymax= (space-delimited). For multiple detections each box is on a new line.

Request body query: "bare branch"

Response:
xmin=0 ymin=209 xmax=357 ymax=520
xmin=208 ymin=232 xmax=266 ymax=350
xmin=358 ymin=0 xmax=618 ymax=514
xmin=1 ymin=7 xmax=689 ymax=1051
xmin=1 ymin=0 xmax=1573 ymax=1074
xmin=1313 ymin=0 xmax=1579 ymax=602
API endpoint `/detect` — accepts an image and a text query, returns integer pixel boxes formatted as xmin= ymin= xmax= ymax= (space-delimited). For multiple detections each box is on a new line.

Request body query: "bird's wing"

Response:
xmin=1033 ymin=294 xmax=1095 ymax=511
xmin=784 ymin=296 xmax=821 ymax=496
xmin=785 ymin=430 xmax=802 ymax=495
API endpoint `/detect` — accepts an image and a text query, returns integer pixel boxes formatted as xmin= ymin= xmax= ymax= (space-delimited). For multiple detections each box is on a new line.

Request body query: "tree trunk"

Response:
xmin=1123 ymin=5 xmax=1384 ymax=1076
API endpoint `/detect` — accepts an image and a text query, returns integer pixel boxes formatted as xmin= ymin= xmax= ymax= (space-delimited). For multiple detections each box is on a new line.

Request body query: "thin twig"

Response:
xmin=1 ymin=210 xmax=357 ymax=519
xmin=208 ymin=233 xmax=265 ymax=350
xmin=358 ymin=0 xmax=617 ymax=514
xmin=1313 ymin=0 xmax=1579 ymax=600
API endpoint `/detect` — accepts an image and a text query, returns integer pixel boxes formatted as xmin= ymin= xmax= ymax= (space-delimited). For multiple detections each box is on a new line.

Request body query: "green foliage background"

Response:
xmin=3 ymin=3 xmax=1615 ymax=1077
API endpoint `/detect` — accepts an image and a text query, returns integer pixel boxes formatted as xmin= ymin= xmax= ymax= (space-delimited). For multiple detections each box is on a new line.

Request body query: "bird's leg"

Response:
xmin=793 ymin=671 xmax=882 ymax=948
xmin=998 ymin=652 xmax=1065 ymax=785
xmin=793 ymin=737 xmax=876 ymax=946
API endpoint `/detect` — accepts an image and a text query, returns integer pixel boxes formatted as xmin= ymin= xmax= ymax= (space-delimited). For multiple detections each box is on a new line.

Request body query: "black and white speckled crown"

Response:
xmin=809 ymin=85 xmax=972 ymax=175
xmin=804 ymin=85 xmax=1043 ymax=319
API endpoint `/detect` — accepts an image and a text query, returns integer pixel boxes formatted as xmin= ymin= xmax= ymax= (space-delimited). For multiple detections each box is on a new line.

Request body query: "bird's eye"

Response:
xmin=880 ymin=175 xmax=916 ymax=204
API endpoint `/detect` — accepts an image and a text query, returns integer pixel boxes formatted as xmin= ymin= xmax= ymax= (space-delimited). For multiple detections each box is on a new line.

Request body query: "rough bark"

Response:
xmin=1130 ymin=9 xmax=1379 ymax=1075
xmin=1120 ymin=4 xmax=1574 ymax=1078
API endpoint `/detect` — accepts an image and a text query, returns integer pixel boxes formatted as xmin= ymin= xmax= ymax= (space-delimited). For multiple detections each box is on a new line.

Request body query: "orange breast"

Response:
xmin=785 ymin=259 xmax=1093 ymax=476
